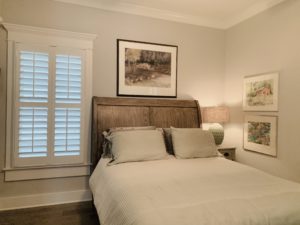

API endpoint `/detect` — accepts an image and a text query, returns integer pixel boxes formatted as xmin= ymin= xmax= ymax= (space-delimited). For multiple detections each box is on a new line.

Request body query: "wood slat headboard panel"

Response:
xmin=92 ymin=97 xmax=202 ymax=168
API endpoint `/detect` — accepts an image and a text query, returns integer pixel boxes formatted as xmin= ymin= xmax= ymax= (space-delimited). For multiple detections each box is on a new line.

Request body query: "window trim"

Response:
xmin=3 ymin=163 xmax=91 ymax=181
xmin=3 ymin=23 xmax=96 ymax=180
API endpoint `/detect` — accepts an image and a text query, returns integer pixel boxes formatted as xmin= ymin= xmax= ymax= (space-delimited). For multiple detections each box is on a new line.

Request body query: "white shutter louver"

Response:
xmin=54 ymin=108 xmax=81 ymax=156
xmin=55 ymin=55 xmax=81 ymax=104
xmin=19 ymin=51 xmax=49 ymax=103
xmin=18 ymin=107 xmax=48 ymax=158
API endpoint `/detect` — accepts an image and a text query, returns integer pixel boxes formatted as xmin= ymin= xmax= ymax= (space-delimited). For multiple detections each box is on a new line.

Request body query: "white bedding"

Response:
xmin=89 ymin=157 xmax=300 ymax=225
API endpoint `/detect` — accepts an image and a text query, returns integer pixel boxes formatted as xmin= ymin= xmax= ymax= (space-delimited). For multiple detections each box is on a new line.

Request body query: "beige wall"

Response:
xmin=224 ymin=0 xmax=300 ymax=182
xmin=0 ymin=0 xmax=3 ymax=15
xmin=0 ymin=0 xmax=225 ymax=198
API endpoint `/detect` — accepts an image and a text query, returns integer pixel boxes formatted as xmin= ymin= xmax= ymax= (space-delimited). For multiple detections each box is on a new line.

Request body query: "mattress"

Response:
xmin=89 ymin=157 xmax=300 ymax=225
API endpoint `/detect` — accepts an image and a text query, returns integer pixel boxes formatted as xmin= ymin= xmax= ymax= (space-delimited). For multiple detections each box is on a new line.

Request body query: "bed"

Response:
xmin=90 ymin=97 xmax=300 ymax=225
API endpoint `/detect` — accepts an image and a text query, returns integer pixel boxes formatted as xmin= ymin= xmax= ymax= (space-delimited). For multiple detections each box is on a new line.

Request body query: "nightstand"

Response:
xmin=218 ymin=147 xmax=236 ymax=161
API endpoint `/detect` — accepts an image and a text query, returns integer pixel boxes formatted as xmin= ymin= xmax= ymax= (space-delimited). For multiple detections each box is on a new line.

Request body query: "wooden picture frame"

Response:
xmin=117 ymin=39 xmax=178 ymax=98
xmin=244 ymin=115 xmax=277 ymax=156
xmin=243 ymin=72 xmax=279 ymax=111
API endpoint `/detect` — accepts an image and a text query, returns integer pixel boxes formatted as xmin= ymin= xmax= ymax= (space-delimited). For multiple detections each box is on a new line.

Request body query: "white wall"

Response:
xmin=0 ymin=0 xmax=225 ymax=201
xmin=224 ymin=0 xmax=300 ymax=182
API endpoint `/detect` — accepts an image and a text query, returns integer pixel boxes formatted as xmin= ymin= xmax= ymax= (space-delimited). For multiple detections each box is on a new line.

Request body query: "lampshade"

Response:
xmin=202 ymin=106 xmax=229 ymax=123
xmin=202 ymin=106 xmax=229 ymax=145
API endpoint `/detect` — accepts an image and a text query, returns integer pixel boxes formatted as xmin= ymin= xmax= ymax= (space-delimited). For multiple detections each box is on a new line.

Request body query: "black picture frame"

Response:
xmin=117 ymin=39 xmax=178 ymax=98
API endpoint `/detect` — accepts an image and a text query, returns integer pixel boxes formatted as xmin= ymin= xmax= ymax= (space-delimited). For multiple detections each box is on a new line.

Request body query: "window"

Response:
xmin=4 ymin=23 xmax=96 ymax=180
xmin=14 ymin=45 xmax=86 ymax=167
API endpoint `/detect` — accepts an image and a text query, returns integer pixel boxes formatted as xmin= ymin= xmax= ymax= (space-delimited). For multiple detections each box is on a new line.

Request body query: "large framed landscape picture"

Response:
xmin=243 ymin=72 xmax=279 ymax=111
xmin=117 ymin=39 xmax=178 ymax=97
xmin=244 ymin=115 xmax=277 ymax=156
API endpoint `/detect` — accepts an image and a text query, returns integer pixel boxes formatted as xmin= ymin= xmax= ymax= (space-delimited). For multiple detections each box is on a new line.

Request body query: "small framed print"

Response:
xmin=244 ymin=115 xmax=277 ymax=156
xmin=243 ymin=72 xmax=279 ymax=111
xmin=117 ymin=39 xmax=178 ymax=98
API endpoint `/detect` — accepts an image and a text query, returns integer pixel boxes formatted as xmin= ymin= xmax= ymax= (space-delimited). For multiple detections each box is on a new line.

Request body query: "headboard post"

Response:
xmin=91 ymin=97 xmax=202 ymax=169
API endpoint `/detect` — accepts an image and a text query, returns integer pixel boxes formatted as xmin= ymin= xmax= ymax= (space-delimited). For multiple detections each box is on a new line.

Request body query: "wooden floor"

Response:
xmin=0 ymin=201 xmax=100 ymax=225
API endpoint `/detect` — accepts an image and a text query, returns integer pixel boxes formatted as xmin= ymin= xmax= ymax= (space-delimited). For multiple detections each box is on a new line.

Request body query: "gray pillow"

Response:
xmin=171 ymin=127 xmax=218 ymax=159
xmin=162 ymin=128 xmax=174 ymax=155
xmin=102 ymin=126 xmax=156 ymax=157
xmin=108 ymin=129 xmax=168 ymax=165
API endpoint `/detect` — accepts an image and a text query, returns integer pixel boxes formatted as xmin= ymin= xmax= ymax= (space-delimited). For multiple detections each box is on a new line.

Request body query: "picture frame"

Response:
xmin=244 ymin=115 xmax=277 ymax=156
xmin=243 ymin=72 xmax=279 ymax=111
xmin=117 ymin=39 xmax=178 ymax=98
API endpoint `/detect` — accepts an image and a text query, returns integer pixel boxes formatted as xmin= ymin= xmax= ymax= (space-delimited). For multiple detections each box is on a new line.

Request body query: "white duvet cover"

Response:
xmin=89 ymin=157 xmax=300 ymax=225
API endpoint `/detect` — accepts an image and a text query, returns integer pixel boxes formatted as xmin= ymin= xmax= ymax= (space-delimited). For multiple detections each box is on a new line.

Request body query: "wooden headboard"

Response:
xmin=92 ymin=97 xmax=202 ymax=168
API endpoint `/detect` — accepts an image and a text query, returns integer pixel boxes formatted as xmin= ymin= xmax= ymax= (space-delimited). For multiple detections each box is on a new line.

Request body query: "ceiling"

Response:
xmin=53 ymin=0 xmax=286 ymax=29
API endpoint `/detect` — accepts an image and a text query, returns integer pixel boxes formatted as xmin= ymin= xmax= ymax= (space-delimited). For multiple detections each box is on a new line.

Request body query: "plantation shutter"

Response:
xmin=55 ymin=55 xmax=81 ymax=103
xmin=54 ymin=54 xmax=83 ymax=159
xmin=54 ymin=108 xmax=81 ymax=156
xmin=14 ymin=44 xmax=85 ymax=167
xmin=18 ymin=107 xmax=48 ymax=158
xmin=14 ymin=47 xmax=50 ymax=166
xmin=19 ymin=51 xmax=49 ymax=103
xmin=18 ymin=50 xmax=49 ymax=159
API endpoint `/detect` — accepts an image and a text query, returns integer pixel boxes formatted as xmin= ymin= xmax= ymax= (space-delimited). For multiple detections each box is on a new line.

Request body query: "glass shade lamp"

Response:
xmin=202 ymin=106 xmax=229 ymax=145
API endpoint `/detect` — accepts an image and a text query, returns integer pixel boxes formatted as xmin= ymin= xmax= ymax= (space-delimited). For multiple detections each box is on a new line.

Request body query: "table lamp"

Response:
xmin=202 ymin=106 xmax=229 ymax=145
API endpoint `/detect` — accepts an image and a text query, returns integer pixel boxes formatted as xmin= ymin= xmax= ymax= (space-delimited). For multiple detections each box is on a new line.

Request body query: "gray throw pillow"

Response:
xmin=108 ymin=129 xmax=168 ymax=165
xmin=171 ymin=127 xmax=218 ymax=159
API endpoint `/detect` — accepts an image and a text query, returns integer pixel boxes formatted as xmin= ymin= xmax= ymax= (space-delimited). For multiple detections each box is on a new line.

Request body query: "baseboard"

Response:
xmin=0 ymin=189 xmax=92 ymax=211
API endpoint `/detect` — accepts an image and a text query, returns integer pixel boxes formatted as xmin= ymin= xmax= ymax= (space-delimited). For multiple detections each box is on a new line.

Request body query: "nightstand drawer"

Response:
xmin=218 ymin=147 xmax=236 ymax=161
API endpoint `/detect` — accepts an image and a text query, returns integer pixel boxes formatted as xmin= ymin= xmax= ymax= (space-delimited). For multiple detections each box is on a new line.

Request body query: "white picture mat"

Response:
xmin=244 ymin=115 xmax=277 ymax=156
xmin=243 ymin=72 xmax=279 ymax=111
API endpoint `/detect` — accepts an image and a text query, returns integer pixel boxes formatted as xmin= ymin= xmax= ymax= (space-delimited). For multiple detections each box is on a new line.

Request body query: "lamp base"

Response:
xmin=208 ymin=123 xmax=224 ymax=145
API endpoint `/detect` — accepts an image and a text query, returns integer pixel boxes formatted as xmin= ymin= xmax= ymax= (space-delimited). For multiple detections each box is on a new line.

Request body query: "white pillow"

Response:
xmin=108 ymin=129 xmax=168 ymax=165
xmin=171 ymin=127 xmax=218 ymax=159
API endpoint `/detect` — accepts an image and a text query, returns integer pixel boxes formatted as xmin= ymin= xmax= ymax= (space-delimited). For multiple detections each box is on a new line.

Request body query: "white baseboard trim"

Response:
xmin=0 ymin=189 xmax=92 ymax=211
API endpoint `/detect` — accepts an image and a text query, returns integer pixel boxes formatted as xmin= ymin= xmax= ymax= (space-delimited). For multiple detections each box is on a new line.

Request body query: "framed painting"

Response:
xmin=117 ymin=39 xmax=178 ymax=98
xmin=243 ymin=72 xmax=279 ymax=111
xmin=244 ymin=115 xmax=277 ymax=156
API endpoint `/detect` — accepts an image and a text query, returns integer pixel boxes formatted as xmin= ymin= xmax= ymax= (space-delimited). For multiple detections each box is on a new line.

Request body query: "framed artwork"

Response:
xmin=117 ymin=39 xmax=178 ymax=98
xmin=243 ymin=72 xmax=279 ymax=111
xmin=244 ymin=115 xmax=277 ymax=156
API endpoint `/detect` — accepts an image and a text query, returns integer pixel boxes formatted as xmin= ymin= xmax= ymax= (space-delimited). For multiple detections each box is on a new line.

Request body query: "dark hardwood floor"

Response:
xmin=0 ymin=201 xmax=100 ymax=225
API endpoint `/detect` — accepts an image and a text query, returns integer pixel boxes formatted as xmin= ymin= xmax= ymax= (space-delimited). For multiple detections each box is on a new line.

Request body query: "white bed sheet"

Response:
xmin=89 ymin=157 xmax=300 ymax=225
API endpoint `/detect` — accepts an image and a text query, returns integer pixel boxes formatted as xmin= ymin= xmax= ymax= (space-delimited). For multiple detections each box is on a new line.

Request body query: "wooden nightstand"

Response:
xmin=218 ymin=147 xmax=236 ymax=161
